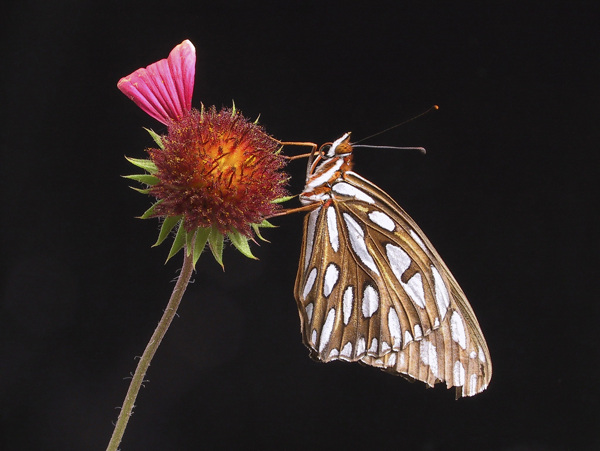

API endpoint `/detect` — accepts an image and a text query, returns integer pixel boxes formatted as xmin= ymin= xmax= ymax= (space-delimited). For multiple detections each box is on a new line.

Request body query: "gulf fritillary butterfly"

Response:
xmin=291 ymin=132 xmax=492 ymax=397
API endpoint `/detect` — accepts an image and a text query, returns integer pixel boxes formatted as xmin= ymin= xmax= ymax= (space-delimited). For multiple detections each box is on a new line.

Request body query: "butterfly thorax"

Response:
xmin=300 ymin=133 xmax=355 ymax=206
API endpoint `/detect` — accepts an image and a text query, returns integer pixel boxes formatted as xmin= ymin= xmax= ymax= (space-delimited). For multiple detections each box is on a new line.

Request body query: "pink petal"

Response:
xmin=118 ymin=40 xmax=196 ymax=124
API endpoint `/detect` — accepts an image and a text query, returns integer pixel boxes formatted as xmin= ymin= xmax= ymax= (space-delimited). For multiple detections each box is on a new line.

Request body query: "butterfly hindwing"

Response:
xmin=341 ymin=172 xmax=491 ymax=395
xmin=293 ymin=133 xmax=491 ymax=397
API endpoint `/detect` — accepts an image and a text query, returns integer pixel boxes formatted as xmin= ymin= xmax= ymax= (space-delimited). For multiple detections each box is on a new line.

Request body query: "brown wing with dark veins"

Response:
xmin=294 ymin=171 xmax=491 ymax=397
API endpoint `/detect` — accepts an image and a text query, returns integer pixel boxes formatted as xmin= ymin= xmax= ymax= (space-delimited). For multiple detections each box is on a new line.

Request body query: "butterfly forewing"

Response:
xmin=293 ymin=133 xmax=491 ymax=397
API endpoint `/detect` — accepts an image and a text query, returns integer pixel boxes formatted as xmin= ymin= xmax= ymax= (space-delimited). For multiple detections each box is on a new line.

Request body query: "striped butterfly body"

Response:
xmin=293 ymin=132 xmax=491 ymax=397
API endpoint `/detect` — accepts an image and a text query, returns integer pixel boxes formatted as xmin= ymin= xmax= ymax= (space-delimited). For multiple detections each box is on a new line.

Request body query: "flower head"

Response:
xmin=149 ymin=106 xmax=287 ymax=237
xmin=119 ymin=41 xmax=289 ymax=266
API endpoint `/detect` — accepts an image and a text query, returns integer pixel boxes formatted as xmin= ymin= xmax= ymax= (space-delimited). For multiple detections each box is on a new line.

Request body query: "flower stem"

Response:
xmin=106 ymin=250 xmax=195 ymax=451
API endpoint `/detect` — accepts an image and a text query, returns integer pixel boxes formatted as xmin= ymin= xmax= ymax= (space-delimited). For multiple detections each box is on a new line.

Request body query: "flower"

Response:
xmin=118 ymin=40 xmax=195 ymax=124
xmin=149 ymin=105 xmax=288 ymax=237
xmin=118 ymin=40 xmax=289 ymax=266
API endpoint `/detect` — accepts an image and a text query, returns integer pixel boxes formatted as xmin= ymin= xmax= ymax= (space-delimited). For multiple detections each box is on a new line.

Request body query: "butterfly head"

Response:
xmin=306 ymin=132 xmax=354 ymax=179
xmin=321 ymin=132 xmax=353 ymax=158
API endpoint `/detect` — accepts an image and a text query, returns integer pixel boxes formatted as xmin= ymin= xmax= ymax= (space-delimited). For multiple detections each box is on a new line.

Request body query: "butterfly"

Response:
xmin=292 ymin=132 xmax=491 ymax=397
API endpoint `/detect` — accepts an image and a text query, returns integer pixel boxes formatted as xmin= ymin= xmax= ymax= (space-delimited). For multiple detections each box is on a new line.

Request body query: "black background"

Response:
xmin=1 ymin=1 xmax=598 ymax=450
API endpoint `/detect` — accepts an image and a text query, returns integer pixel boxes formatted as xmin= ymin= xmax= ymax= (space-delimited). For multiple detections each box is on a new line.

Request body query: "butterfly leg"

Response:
xmin=276 ymin=141 xmax=318 ymax=158
xmin=266 ymin=202 xmax=323 ymax=219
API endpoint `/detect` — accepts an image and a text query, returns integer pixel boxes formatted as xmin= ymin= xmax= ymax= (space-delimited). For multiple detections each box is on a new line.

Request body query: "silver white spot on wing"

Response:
xmin=432 ymin=266 xmax=450 ymax=320
xmin=404 ymin=330 xmax=413 ymax=345
xmin=414 ymin=324 xmax=423 ymax=340
xmin=332 ymin=182 xmax=375 ymax=204
xmin=357 ymin=337 xmax=366 ymax=356
xmin=387 ymin=353 xmax=397 ymax=366
xmin=368 ymin=338 xmax=378 ymax=355
xmin=343 ymin=213 xmax=380 ymax=275
xmin=409 ymin=230 xmax=428 ymax=253
xmin=302 ymin=268 xmax=317 ymax=299
xmin=386 ymin=243 xmax=410 ymax=278
xmin=311 ymin=329 xmax=317 ymax=346
xmin=451 ymin=311 xmax=467 ymax=349
xmin=404 ymin=273 xmax=425 ymax=309
xmin=388 ymin=308 xmax=402 ymax=349
xmin=385 ymin=244 xmax=425 ymax=308
xmin=420 ymin=340 xmax=439 ymax=378
xmin=340 ymin=342 xmax=353 ymax=359
xmin=329 ymin=348 xmax=339 ymax=358
xmin=381 ymin=341 xmax=391 ymax=353
xmin=305 ymin=303 xmax=314 ymax=324
xmin=326 ymin=206 xmax=339 ymax=252
xmin=453 ymin=360 xmax=465 ymax=386
xmin=323 ymin=263 xmax=339 ymax=297
xmin=342 ymin=286 xmax=354 ymax=325
xmin=319 ymin=308 xmax=336 ymax=352
xmin=361 ymin=285 xmax=379 ymax=318
xmin=368 ymin=210 xmax=395 ymax=231
xmin=304 ymin=208 xmax=320 ymax=270
xmin=469 ymin=374 xmax=478 ymax=396
xmin=478 ymin=346 xmax=486 ymax=363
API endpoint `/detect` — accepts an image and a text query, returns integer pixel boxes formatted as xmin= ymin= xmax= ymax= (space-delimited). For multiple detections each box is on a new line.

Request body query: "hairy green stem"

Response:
xmin=106 ymin=250 xmax=195 ymax=451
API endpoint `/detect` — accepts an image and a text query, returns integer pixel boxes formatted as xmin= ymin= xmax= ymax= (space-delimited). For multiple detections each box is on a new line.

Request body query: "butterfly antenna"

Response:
xmin=352 ymin=105 xmax=439 ymax=146
xmin=352 ymin=144 xmax=427 ymax=154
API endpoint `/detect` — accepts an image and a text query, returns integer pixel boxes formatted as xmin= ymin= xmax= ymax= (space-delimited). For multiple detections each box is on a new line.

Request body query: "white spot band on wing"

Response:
xmin=453 ymin=360 xmax=465 ymax=386
xmin=343 ymin=213 xmax=380 ymax=275
xmin=368 ymin=210 xmax=395 ymax=231
xmin=304 ymin=208 xmax=320 ymax=269
xmin=431 ymin=266 xmax=450 ymax=320
xmin=361 ymin=285 xmax=379 ymax=318
xmin=342 ymin=286 xmax=354 ymax=325
xmin=323 ymin=263 xmax=340 ymax=297
xmin=326 ymin=206 xmax=339 ymax=252
xmin=409 ymin=230 xmax=428 ymax=253
xmin=332 ymin=182 xmax=375 ymax=204
xmin=385 ymin=244 xmax=426 ymax=308
xmin=388 ymin=308 xmax=402 ymax=349
xmin=450 ymin=311 xmax=467 ymax=349
xmin=420 ymin=340 xmax=439 ymax=378
xmin=340 ymin=342 xmax=353 ymax=359
xmin=302 ymin=267 xmax=317 ymax=299
xmin=305 ymin=303 xmax=313 ymax=324
xmin=319 ymin=308 xmax=336 ymax=352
